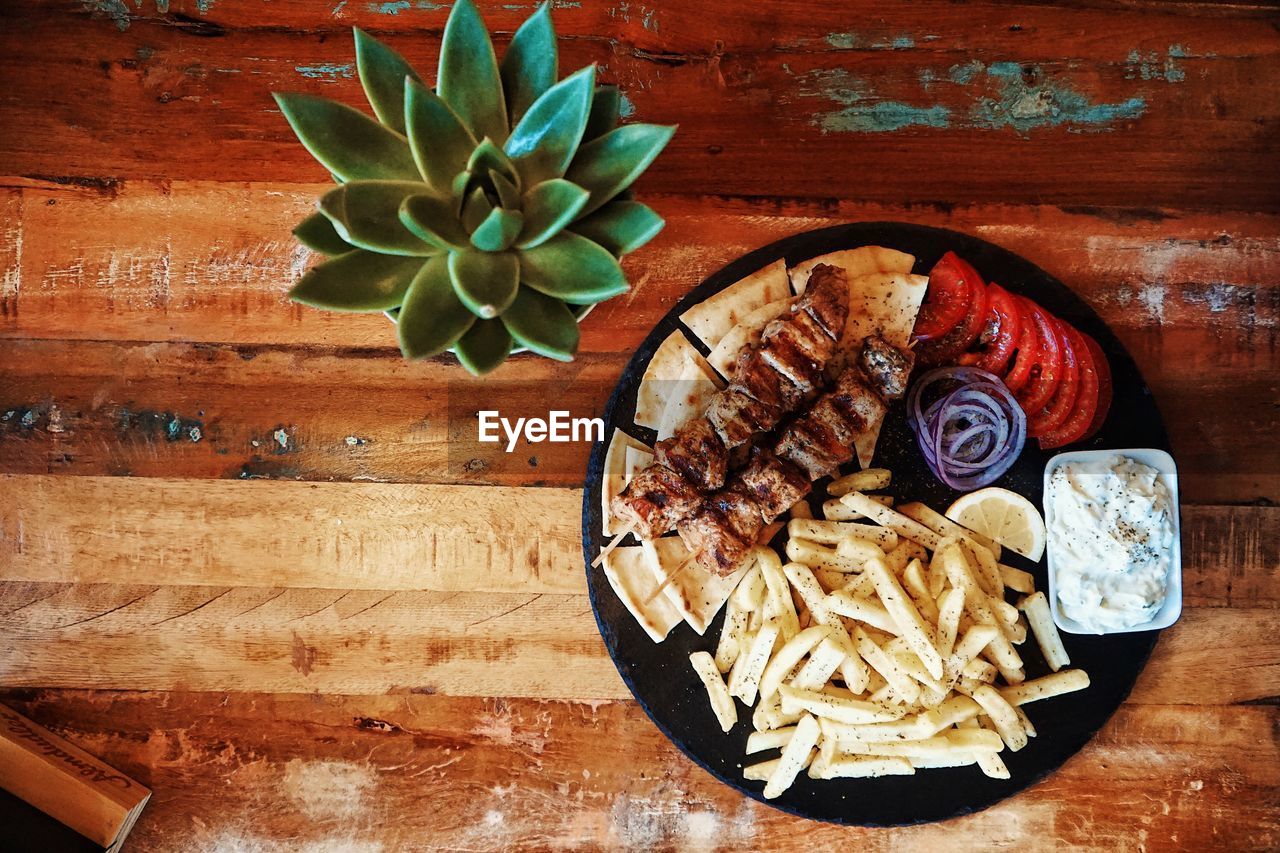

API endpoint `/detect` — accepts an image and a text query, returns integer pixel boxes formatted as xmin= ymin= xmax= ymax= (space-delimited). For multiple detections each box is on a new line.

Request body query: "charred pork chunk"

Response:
xmin=609 ymin=463 xmax=701 ymax=539
xmin=654 ymin=418 xmax=728 ymax=492
xmin=706 ymin=388 xmax=780 ymax=447
xmin=732 ymin=348 xmax=806 ymax=413
xmin=795 ymin=264 xmax=850 ymax=338
xmin=678 ymin=504 xmax=754 ymax=576
xmin=858 ymin=335 xmax=914 ymax=401
xmin=739 ymin=448 xmax=812 ymax=519
xmin=759 ymin=333 xmax=824 ymax=392
xmin=775 ymin=418 xmax=846 ymax=481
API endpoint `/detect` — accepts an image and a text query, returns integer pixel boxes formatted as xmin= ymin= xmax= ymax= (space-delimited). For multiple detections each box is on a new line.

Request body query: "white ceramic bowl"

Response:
xmin=1042 ymin=448 xmax=1182 ymax=635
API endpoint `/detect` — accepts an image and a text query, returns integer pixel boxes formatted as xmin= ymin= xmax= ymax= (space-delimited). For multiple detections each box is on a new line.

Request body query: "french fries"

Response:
xmin=684 ymin=473 xmax=1087 ymax=799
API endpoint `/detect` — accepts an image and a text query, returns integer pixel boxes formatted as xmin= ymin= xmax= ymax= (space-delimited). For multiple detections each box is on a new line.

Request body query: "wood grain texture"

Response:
xmin=2 ymin=2 xmax=1279 ymax=209
xmin=0 ymin=689 xmax=1276 ymax=852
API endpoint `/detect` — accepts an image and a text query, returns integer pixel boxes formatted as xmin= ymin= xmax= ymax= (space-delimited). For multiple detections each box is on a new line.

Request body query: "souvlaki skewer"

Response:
xmin=591 ymin=263 xmax=852 ymax=567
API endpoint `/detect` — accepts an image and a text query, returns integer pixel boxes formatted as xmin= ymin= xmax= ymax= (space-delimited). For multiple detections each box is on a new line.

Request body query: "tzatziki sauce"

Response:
xmin=1047 ymin=455 xmax=1175 ymax=633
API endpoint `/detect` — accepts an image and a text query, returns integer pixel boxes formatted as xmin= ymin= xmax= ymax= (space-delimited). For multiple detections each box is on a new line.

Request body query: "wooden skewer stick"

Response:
xmin=641 ymin=551 xmax=699 ymax=606
xmin=591 ymin=522 xmax=636 ymax=568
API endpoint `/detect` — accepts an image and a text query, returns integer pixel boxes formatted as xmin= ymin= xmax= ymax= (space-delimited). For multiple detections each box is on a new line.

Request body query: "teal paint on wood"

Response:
xmin=1125 ymin=46 xmax=1190 ymax=83
xmin=295 ymin=63 xmax=356 ymax=81
xmin=975 ymin=62 xmax=1146 ymax=133
xmin=825 ymin=32 xmax=917 ymax=50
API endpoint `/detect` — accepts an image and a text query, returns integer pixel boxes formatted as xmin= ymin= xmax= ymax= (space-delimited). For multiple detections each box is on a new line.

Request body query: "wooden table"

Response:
xmin=1 ymin=1 xmax=1277 ymax=849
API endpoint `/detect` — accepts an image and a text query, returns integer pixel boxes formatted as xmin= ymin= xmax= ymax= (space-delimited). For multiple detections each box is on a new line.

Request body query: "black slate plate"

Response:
xmin=581 ymin=222 xmax=1168 ymax=826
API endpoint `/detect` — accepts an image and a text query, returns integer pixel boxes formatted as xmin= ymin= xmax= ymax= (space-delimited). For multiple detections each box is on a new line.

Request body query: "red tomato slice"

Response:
xmin=1001 ymin=297 xmax=1040 ymax=392
xmin=915 ymin=268 xmax=990 ymax=367
xmin=1038 ymin=327 xmax=1103 ymax=449
xmin=1027 ymin=319 xmax=1080 ymax=437
xmin=913 ymin=252 xmax=980 ymax=341
xmin=973 ymin=283 xmax=1022 ymax=374
xmin=1012 ymin=298 xmax=1062 ymax=413
xmin=1081 ymin=332 xmax=1113 ymax=440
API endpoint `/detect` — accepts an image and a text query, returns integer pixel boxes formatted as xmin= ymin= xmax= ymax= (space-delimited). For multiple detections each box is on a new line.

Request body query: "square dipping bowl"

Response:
xmin=1043 ymin=448 xmax=1182 ymax=635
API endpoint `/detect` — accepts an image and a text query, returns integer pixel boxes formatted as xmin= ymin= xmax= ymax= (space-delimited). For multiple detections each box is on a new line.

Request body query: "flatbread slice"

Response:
xmin=680 ymin=259 xmax=791 ymax=348
xmin=656 ymin=353 xmax=723 ymax=441
xmin=642 ymin=536 xmax=753 ymax=635
xmin=706 ymin=295 xmax=798 ymax=380
xmin=601 ymin=428 xmax=653 ymax=537
xmin=789 ymin=246 xmax=915 ymax=294
xmin=603 ymin=545 xmax=683 ymax=642
xmin=635 ymin=331 xmax=712 ymax=429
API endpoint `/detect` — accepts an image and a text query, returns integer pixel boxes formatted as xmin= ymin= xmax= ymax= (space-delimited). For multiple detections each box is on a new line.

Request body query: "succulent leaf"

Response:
xmin=564 ymin=123 xmax=676 ymax=216
xmin=471 ymin=208 xmax=525 ymax=252
xmin=583 ymin=85 xmax=621 ymax=140
xmin=294 ymin=211 xmax=354 ymax=256
xmin=490 ymin=169 xmax=522 ymax=210
xmin=500 ymin=2 xmax=558 ymax=125
xmin=518 ymin=231 xmax=628 ymax=302
xmin=501 ymin=286 xmax=580 ymax=362
xmin=568 ymin=200 xmax=664 ymax=256
xmin=461 ymin=186 xmax=495 ymax=234
xmin=449 ymin=250 xmax=520 ymax=318
xmin=319 ymin=181 xmax=440 ymax=257
xmin=454 ymin=317 xmax=514 ymax=375
xmin=504 ymin=65 xmax=595 ymax=187
xmin=397 ymin=255 xmax=477 ymax=359
xmin=467 ymin=138 xmax=519 ymax=189
xmin=289 ymin=250 xmax=421 ymax=313
xmin=273 ymin=92 xmax=419 ymax=182
xmin=399 ymin=194 xmax=472 ymax=251
xmin=405 ymin=78 xmax=478 ymax=193
xmin=438 ymin=0 xmax=508 ymax=143
xmin=353 ymin=28 xmax=422 ymax=135
xmin=516 ymin=178 xmax=590 ymax=249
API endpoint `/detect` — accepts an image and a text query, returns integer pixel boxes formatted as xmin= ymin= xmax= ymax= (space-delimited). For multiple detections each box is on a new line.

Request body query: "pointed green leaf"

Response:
xmin=273 ymin=92 xmax=419 ymax=182
xmin=564 ymin=123 xmax=675 ymax=216
xmin=490 ymin=169 xmax=521 ymax=210
xmin=500 ymin=2 xmax=557 ymax=125
xmin=293 ymin=211 xmax=353 ymax=256
xmin=399 ymin=193 xmax=471 ymax=251
xmin=405 ymin=78 xmax=477 ymax=193
xmin=354 ymin=28 xmax=422 ymax=135
xmin=289 ymin=250 xmax=420 ymax=313
xmin=504 ymin=65 xmax=595 ymax=187
xmin=454 ymin=317 xmax=513 ymax=375
xmin=467 ymin=138 xmax=519 ymax=188
xmin=438 ymin=0 xmax=508 ymax=143
xmin=517 ymin=178 xmax=589 ymax=249
xmin=500 ymin=287 xmax=579 ymax=362
xmin=397 ymin=255 xmax=477 ymax=359
xmin=583 ymin=85 xmax=621 ymax=140
xmin=470 ymin=208 xmax=524 ymax=252
xmin=319 ymin=181 xmax=438 ymax=256
xmin=568 ymin=200 xmax=663 ymax=256
xmin=448 ymin=250 xmax=519 ymax=318
xmin=519 ymin=231 xmax=628 ymax=302
xmin=461 ymin=186 xmax=494 ymax=234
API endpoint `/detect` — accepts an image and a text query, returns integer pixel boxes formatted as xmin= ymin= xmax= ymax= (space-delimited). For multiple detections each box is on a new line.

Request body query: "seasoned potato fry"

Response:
xmin=786 ymin=538 xmax=864 ymax=573
xmin=1019 ymin=591 xmax=1070 ymax=671
xmin=778 ymin=684 xmax=905 ymax=725
xmin=755 ymin=546 xmax=801 ymax=641
xmin=764 ymin=714 xmax=821 ymax=798
xmin=898 ymin=501 xmax=1001 ymax=560
xmin=759 ymin=625 xmax=833 ymax=701
xmin=746 ymin=726 xmax=798 ymax=754
xmin=907 ymin=753 xmax=980 ymax=769
xmin=732 ymin=563 xmax=766 ymax=612
xmin=753 ymin=689 xmax=802 ymax=732
xmin=961 ymin=539 xmax=1006 ymax=599
xmin=818 ymin=756 xmax=915 ymax=779
xmin=839 ymin=492 xmax=941 ymax=550
xmin=999 ymin=564 xmax=1036 ymax=594
xmin=963 ymin=658 xmax=998 ymax=683
xmin=863 ymin=556 xmax=945 ymax=680
xmin=853 ymin=627 xmax=920 ymax=704
xmin=960 ymin=717 xmax=1011 ymax=779
xmin=826 ymin=590 xmax=899 ymax=634
xmin=972 ymin=685 xmax=1028 ymax=752
xmin=822 ymin=494 xmax=893 ymax=521
xmin=827 ymin=468 xmax=892 ymax=497
xmin=689 ymin=651 xmax=738 ymax=733
xmin=744 ymin=757 xmax=782 ymax=781
xmin=901 ymin=559 xmax=940 ymax=624
xmin=936 ymin=587 xmax=965 ymax=659
xmin=787 ymin=518 xmax=898 ymax=549
xmin=728 ymin=620 xmax=780 ymax=705
xmin=813 ymin=567 xmax=850 ymax=592
xmin=939 ymin=542 xmax=1025 ymax=682
xmin=789 ymin=499 xmax=813 ymax=519
xmin=715 ymin=596 xmax=749 ymax=672
xmin=1000 ymin=669 xmax=1091 ymax=705
xmin=791 ymin=636 xmax=848 ymax=691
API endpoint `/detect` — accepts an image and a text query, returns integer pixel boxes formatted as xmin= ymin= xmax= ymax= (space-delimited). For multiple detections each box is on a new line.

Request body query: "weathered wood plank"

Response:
xmin=2 ymin=475 xmax=1276 ymax=596
xmin=0 ymin=576 xmax=1274 ymax=702
xmin=0 ymin=474 xmax=585 ymax=593
xmin=0 ymin=689 xmax=1274 ymax=851
xmin=1 ymin=3 xmax=1278 ymax=208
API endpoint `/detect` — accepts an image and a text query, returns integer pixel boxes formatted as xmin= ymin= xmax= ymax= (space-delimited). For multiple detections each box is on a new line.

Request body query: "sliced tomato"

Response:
xmin=971 ymin=283 xmax=1022 ymax=374
xmin=915 ymin=268 xmax=990 ymax=366
xmin=913 ymin=252 xmax=980 ymax=341
xmin=1001 ymin=297 xmax=1040 ymax=392
xmin=1027 ymin=318 xmax=1079 ymax=437
xmin=1038 ymin=326 xmax=1101 ymax=449
xmin=1011 ymin=297 xmax=1062 ymax=413
xmin=1081 ymin=332 xmax=1113 ymax=439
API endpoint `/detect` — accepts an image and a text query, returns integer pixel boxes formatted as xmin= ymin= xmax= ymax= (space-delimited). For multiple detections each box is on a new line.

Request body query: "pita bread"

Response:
xmin=601 ymin=428 xmax=653 ymax=537
xmin=634 ymin=331 xmax=712 ymax=429
xmin=706 ymin=295 xmax=798 ymax=380
xmin=788 ymin=246 xmax=915 ymax=294
xmin=602 ymin=545 xmax=683 ymax=642
xmin=844 ymin=272 xmax=929 ymax=468
xmin=680 ymin=259 xmax=791 ymax=348
xmin=656 ymin=353 xmax=723 ymax=441
xmin=641 ymin=536 xmax=753 ymax=635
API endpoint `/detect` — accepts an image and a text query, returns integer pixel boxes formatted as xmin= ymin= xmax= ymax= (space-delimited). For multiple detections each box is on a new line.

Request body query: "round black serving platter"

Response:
xmin=581 ymin=222 xmax=1169 ymax=826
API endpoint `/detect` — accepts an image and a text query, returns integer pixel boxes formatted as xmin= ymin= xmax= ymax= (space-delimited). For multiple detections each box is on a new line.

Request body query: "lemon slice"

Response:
xmin=946 ymin=488 xmax=1046 ymax=561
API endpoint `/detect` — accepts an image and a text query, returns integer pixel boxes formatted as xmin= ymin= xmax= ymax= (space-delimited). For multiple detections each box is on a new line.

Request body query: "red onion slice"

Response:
xmin=907 ymin=367 xmax=1027 ymax=491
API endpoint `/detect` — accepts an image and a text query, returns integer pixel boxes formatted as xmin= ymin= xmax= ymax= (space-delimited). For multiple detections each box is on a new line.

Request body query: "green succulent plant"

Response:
xmin=273 ymin=0 xmax=674 ymax=374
